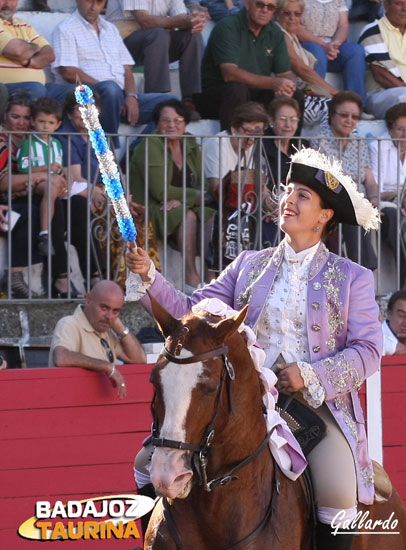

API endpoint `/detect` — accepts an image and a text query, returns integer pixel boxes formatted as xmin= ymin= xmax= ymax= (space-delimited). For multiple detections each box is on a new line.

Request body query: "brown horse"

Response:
xmin=144 ymin=296 xmax=406 ymax=550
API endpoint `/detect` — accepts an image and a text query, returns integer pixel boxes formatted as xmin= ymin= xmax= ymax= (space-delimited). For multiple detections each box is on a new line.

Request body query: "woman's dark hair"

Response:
xmin=320 ymin=197 xmax=338 ymax=241
xmin=267 ymin=96 xmax=301 ymax=120
xmin=328 ymin=91 xmax=362 ymax=125
xmin=5 ymin=90 xmax=32 ymax=114
xmin=228 ymin=101 xmax=269 ymax=132
xmin=385 ymin=102 xmax=406 ymax=130
xmin=63 ymin=88 xmax=101 ymax=117
xmin=152 ymin=99 xmax=191 ymax=125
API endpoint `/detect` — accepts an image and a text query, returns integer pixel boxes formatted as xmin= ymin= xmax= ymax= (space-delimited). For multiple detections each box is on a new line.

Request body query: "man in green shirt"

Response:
xmin=197 ymin=0 xmax=299 ymax=129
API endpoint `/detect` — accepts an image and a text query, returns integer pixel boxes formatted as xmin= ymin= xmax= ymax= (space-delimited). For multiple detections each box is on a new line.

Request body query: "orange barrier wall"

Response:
xmin=0 ymin=358 xmax=405 ymax=548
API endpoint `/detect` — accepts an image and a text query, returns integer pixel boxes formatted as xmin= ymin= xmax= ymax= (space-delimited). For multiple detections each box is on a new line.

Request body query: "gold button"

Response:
xmin=313 ymin=282 xmax=321 ymax=290
xmin=312 ymin=324 xmax=321 ymax=332
xmin=313 ymin=345 xmax=321 ymax=353
xmin=312 ymin=302 xmax=320 ymax=310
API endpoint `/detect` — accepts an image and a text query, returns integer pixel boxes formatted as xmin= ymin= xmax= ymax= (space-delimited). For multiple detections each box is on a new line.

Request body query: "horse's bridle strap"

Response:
xmin=161 ymin=344 xmax=229 ymax=364
xmin=151 ymin=436 xmax=201 ymax=453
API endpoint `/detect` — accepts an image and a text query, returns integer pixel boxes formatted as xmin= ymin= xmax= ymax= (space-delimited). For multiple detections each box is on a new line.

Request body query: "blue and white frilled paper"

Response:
xmin=74 ymin=85 xmax=137 ymax=244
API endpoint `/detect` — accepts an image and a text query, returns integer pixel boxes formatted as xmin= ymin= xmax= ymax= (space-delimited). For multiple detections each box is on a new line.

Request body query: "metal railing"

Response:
xmin=0 ymin=130 xmax=405 ymax=301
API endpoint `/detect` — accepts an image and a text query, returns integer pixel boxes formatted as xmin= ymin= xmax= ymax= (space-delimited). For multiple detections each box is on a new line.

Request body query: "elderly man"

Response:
xmin=197 ymin=0 xmax=299 ymax=129
xmin=49 ymin=280 xmax=146 ymax=399
xmin=52 ymin=0 xmax=173 ymax=146
xmin=105 ymin=0 xmax=206 ymax=104
xmin=382 ymin=290 xmax=406 ymax=355
xmin=0 ymin=0 xmax=70 ymax=101
xmin=359 ymin=0 xmax=406 ymax=119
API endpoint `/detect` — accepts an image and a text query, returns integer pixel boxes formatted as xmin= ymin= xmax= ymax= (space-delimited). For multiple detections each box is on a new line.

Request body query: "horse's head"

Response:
xmin=148 ymin=294 xmax=249 ymax=500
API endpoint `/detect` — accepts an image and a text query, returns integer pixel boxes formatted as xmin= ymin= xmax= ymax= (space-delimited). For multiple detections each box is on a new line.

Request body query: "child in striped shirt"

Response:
xmin=17 ymin=97 xmax=66 ymax=256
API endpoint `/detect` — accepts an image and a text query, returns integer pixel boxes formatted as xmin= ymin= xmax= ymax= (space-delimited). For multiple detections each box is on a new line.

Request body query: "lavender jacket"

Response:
xmin=138 ymin=240 xmax=382 ymax=504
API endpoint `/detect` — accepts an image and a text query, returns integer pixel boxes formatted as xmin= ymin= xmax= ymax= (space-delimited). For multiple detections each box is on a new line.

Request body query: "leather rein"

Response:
xmin=150 ymin=341 xmax=276 ymax=549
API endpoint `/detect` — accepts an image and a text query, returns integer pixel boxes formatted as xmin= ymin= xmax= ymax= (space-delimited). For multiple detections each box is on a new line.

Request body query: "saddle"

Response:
xmin=276 ymin=393 xmax=327 ymax=456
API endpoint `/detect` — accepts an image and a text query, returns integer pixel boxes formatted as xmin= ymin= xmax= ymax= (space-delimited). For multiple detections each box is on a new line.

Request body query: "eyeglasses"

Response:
xmin=254 ymin=1 xmax=277 ymax=12
xmin=279 ymin=10 xmax=302 ymax=16
xmin=333 ymin=111 xmax=360 ymax=121
xmin=275 ymin=116 xmax=300 ymax=123
xmin=100 ymin=338 xmax=114 ymax=363
xmin=239 ymin=124 xmax=265 ymax=135
xmin=159 ymin=117 xmax=185 ymax=125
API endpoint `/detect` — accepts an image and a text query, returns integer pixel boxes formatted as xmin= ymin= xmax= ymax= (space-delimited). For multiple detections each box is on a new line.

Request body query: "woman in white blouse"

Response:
xmin=369 ymin=103 xmax=406 ymax=282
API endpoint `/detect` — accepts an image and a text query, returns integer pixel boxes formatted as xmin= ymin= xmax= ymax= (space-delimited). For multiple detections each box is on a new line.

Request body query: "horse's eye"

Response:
xmin=200 ymin=380 xmax=219 ymax=395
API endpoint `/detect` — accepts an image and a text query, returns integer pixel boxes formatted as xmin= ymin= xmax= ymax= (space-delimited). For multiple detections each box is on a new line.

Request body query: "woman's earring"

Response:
xmin=314 ymin=225 xmax=321 ymax=233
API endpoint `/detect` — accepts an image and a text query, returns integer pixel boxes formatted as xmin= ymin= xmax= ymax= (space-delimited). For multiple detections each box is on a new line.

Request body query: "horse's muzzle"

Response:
xmin=150 ymin=447 xmax=193 ymax=499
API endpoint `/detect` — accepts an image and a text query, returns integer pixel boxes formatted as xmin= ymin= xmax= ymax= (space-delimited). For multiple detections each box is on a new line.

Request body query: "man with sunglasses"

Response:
xmin=196 ymin=0 xmax=302 ymax=130
xmin=49 ymin=280 xmax=146 ymax=399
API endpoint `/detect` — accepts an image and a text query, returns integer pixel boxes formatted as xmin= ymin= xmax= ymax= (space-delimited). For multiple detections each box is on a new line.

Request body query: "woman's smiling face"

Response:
xmin=279 ymin=182 xmax=331 ymax=238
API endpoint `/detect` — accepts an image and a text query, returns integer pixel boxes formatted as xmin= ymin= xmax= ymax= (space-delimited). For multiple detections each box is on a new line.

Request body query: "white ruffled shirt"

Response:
xmin=256 ymin=241 xmax=326 ymax=408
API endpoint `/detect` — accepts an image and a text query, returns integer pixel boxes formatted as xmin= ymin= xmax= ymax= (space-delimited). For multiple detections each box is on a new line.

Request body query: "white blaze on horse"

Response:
xmin=144 ymin=295 xmax=406 ymax=550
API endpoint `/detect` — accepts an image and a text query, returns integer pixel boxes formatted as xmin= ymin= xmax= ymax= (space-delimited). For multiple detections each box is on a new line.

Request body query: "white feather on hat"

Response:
xmin=289 ymin=148 xmax=381 ymax=231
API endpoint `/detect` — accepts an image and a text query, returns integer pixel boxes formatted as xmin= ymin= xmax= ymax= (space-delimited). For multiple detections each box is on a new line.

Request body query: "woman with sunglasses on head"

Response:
xmin=126 ymin=147 xmax=381 ymax=549
xmin=130 ymin=99 xmax=216 ymax=294
xmin=310 ymin=91 xmax=379 ymax=271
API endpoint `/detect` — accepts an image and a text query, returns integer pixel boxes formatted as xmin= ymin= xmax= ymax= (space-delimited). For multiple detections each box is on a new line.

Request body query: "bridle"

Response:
xmin=151 ymin=339 xmax=273 ymax=492
xmin=150 ymin=337 xmax=278 ymax=550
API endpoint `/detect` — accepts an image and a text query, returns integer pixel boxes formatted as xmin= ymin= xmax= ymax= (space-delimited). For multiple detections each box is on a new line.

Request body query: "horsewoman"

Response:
xmin=126 ymin=148 xmax=382 ymax=549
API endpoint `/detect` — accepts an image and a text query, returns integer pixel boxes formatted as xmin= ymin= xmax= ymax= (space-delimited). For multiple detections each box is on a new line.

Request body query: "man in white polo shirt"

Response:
xmin=51 ymin=0 xmax=174 ymax=146
xmin=382 ymin=290 xmax=406 ymax=355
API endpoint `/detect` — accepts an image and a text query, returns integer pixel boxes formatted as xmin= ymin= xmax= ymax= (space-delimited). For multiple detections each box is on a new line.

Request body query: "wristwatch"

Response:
xmin=117 ymin=327 xmax=130 ymax=341
xmin=126 ymin=92 xmax=139 ymax=100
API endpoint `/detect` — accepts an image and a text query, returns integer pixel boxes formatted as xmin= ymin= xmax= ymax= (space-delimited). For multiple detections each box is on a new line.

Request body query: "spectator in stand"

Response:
xmin=130 ymin=99 xmax=215 ymax=293
xmin=105 ymin=0 xmax=205 ymax=106
xmin=0 ymin=92 xmax=51 ymax=298
xmin=358 ymin=0 xmax=406 ymax=120
xmin=382 ymin=290 xmax=406 ymax=355
xmin=368 ymin=102 xmax=406 ymax=281
xmin=275 ymin=0 xmax=338 ymax=127
xmin=263 ymin=96 xmax=309 ymax=187
xmin=17 ymin=97 xmax=64 ymax=257
xmin=310 ymin=91 xmax=379 ymax=271
xmin=197 ymin=0 xmax=302 ymax=131
xmin=51 ymin=0 xmax=174 ymax=149
xmin=49 ymin=280 xmax=146 ymax=399
xmin=296 ymin=0 xmax=368 ymax=111
xmin=203 ymin=102 xmax=274 ymax=262
xmin=0 ymin=0 xmax=72 ymax=102
xmin=0 ymin=204 xmax=7 ymax=231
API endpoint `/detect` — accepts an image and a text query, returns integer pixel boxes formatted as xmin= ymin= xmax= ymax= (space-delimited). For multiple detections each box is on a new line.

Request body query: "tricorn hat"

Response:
xmin=286 ymin=148 xmax=380 ymax=230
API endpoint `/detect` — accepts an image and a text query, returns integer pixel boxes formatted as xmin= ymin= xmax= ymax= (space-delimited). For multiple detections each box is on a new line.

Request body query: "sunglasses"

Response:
xmin=255 ymin=1 xmax=277 ymax=11
xmin=100 ymin=338 xmax=114 ymax=363
xmin=334 ymin=111 xmax=360 ymax=121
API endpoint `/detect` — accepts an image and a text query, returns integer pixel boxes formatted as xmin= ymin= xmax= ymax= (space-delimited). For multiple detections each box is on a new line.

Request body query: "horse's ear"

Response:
xmin=147 ymin=291 xmax=181 ymax=338
xmin=211 ymin=305 xmax=249 ymax=343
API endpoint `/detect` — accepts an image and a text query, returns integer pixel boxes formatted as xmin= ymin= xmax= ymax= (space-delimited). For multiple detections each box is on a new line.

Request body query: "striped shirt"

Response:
xmin=358 ymin=16 xmax=405 ymax=92
xmin=51 ymin=10 xmax=134 ymax=88
xmin=0 ymin=16 xmax=49 ymax=84
xmin=17 ymin=134 xmax=63 ymax=174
